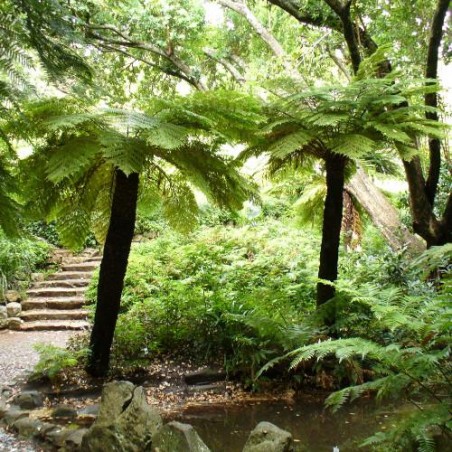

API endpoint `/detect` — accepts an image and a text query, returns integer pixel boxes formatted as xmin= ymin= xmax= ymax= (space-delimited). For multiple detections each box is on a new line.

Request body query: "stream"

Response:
xmin=170 ymin=395 xmax=396 ymax=451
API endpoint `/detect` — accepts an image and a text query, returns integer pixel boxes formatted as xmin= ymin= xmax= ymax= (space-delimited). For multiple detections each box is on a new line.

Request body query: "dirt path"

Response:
xmin=0 ymin=330 xmax=75 ymax=451
xmin=0 ymin=330 xmax=74 ymax=386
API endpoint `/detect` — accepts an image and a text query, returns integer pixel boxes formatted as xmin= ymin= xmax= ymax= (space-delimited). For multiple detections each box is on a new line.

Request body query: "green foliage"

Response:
xmin=18 ymin=93 xmax=255 ymax=250
xmin=0 ymin=231 xmax=50 ymax=297
xmin=31 ymin=343 xmax=88 ymax=381
xmin=88 ymin=221 xmax=319 ymax=378
xmin=282 ymin=244 xmax=452 ymax=450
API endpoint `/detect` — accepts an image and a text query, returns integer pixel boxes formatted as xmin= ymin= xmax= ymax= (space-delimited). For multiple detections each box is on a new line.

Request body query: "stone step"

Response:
xmin=48 ymin=271 xmax=93 ymax=281
xmin=21 ymin=297 xmax=86 ymax=311
xmin=21 ymin=309 xmax=88 ymax=321
xmin=27 ymin=287 xmax=86 ymax=298
xmin=62 ymin=262 xmax=100 ymax=272
xmin=33 ymin=279 xmax=91 ymax=288
xmin=20 ymin=320 xmax=90 ymax=331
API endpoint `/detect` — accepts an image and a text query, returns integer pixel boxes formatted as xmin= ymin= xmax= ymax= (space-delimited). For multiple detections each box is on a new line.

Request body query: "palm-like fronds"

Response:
xmin=19 ymin=94 xmax=255 ymax=248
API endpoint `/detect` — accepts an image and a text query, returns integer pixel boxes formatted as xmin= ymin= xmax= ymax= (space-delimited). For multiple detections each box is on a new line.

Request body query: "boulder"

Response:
xmin=0 ymin=319 xmax=8 ymax=330
xmin=45 ymin=427 xmax=74 ymax=448
xmin=13 ymin=391 xmax=44 ymax=410
xmin=8 ymin=317 xmax=23 ymax=330
xmin=0 ymin=399 xmax=7 ymax=419
xmin=152 ymin=421 xmax=210 ymax=452
xmin=52 ymin=404 xmax=78 ymax=419
xmin=12 ymin=417 xmax=43 ymax=438
xmin=242 ymin=422 xmax=294 ymax=452
xmin=0 ymin=305 xmax=7 ymax=319
xmin=5 ymin=290 xmax=21 ymax=303
xmin=2 ymin=407 xmax=29 ymax=427
xmin=63 ymin=427 xmax=88 ymax=451
xmin=31 ymin=272 xmax=45 ymax=282
xmin=81 ymin=381 xmax=162 ymax=451
xmin=6 ymin=302 xmax=21 ymax=317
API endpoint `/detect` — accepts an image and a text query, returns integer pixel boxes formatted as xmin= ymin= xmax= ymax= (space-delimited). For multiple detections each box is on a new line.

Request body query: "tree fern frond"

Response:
xmin=46 ymin=136 xmax=99 ymax=183
xmin=267 ymin=130 xmax=314 ymax=158
xmin=54 ymin=203 xmax=91 ymax=250
xmin=162 ymin=178 xmax=199 ymax=234
xmin=100 ymin=133 xmax=148 ymax=175
xmin=330 ymin=134 xmax=376 ymax=158
xmin=293 ymin=177 xmax=326 ymax=227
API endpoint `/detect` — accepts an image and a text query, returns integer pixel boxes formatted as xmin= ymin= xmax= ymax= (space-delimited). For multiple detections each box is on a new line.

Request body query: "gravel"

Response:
xmin=0 ymin=330 xmax=75 ymax=451
xmin=0 ymin=330 xmax=73 ymax=386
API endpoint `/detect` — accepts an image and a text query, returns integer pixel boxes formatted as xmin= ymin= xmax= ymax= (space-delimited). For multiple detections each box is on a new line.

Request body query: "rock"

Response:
xmin=242 ymin=422 xmax=294 ymax=452
xmin=31 ymin=272 xmax=45 ymax=282
xmin=6 ymin=302 xmax=21 ymax=317
xmin=13 ymin=391 xmax=44 ymax=410
xmin=63 ymin=428 xmax=88 ymax=451
xmin=0 ymin=399 xmax=7 ymax=419
xmin=152 ymin=421 xmax=210 ymax=452
xmin=81 ymin=381 xmax=163 ymax=451
xmin=0 ymin=319 xmax=8 ymax=330
xmin=5 ymin=290 xmax=21 ymax=303
xmin=12 ymin=417 xmax=43 ymax=438
xmin=78 ymin=404 xmax=99 ymax=416
xmin=187 ymin=383 xmax=225 ymax=395
xmin=8 ymin=317 xmax=23 ymax=330
xmin=0 ymin=305 xmax=7 ymax=319
xmin=184 ymin=367 xmax=226 ymax=385
xmin=3 ymin=408 xmax=29 ymax=427
xmin=45 ymin=427 xmax=73 ymax=448
xmin=52 ymin=404 xmax=78 ymax=419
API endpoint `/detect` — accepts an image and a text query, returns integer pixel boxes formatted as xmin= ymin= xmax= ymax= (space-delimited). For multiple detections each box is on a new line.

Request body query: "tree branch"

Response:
xmin=424 ymin=0 xmax=450 ymax=205
xmin=217 ymin=0 xmax=305 ymax=82
xmin=323 ymin=0 xmax=361 ymax=74
xmin=85 ymin=25 xmax=207 ymax=91
xmin=203 ymin=47 xmax=246 ymax=83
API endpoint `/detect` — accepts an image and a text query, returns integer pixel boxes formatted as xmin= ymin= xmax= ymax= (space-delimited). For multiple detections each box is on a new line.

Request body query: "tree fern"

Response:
xmin=273 ymin=245 xmax=452 ymax=450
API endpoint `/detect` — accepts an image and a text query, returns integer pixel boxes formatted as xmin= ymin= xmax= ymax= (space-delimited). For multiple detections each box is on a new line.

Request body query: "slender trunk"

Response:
xmin=346 ymin=167 xmax=425 ymax=252
xmin=424 ymin=0 xmax=450 ymax=205
xmin=86 ymin=169 xmax=139 ymax=378
xmin=317 ymin=154 xmax=346 ymax=314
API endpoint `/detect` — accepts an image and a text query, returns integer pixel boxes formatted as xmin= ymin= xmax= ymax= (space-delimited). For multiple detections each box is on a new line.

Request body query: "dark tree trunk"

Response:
xmin=86 ymin=169 xmax=139 ymax=378
xmin=424 ymin=0 xmax=450 ymax=206
xmin=317 ymin=153 xmax=346 ymax=315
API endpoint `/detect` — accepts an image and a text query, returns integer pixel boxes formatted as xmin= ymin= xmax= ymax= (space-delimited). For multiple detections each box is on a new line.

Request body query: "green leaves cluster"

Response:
xmin=87 ymin=221 xmax=319 ymax=377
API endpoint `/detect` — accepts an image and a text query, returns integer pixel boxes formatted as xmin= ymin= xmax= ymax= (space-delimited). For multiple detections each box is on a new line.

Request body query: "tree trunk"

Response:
xmin=86 ymin=169 xmax=139 ymax=378
xmin=317 ymin=153 xmax=346 ymax=314
xmin=346 ymin=167 xmax=425 ymax=252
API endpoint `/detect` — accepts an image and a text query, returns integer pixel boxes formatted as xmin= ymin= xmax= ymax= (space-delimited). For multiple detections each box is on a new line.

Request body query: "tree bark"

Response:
xmin=317 ymin=153 xmax=346 ymax=313
xmin=346 ymin=167 xmax=424 ymax=252
xmin=86 ymin=169 xmax=139 ymax=378
xmin=424 ymin=0 xmax=450 ymax=205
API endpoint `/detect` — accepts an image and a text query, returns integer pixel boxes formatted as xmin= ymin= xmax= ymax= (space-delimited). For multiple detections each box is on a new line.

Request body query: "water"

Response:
xmin=171 ymin=395 xmax=395 ymax=452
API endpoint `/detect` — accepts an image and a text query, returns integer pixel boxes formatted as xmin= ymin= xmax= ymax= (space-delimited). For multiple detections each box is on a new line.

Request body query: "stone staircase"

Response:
xmin=20 ymin=249 xmax=101 ymax=331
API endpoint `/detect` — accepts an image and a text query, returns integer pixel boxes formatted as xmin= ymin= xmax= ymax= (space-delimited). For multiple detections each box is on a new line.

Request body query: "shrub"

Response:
xmin=98 ymin=220 xmax=320 ymax=378
xmin=0 ymin=231 xmax=51 ymax=297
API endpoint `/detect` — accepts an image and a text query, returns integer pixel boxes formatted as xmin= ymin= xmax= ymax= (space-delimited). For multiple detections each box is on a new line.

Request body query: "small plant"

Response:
xmin=31 ymin=343 xmax=88 ymax=381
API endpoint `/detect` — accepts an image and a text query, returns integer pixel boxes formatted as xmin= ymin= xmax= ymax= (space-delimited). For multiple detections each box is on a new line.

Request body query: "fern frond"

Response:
xmin=46 ymin=136 xmax=99 ymax=183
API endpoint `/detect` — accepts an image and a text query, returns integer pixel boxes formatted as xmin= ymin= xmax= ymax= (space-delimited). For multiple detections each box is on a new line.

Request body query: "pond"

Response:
xmin=170 ymin=394 xmax=397 ymax=451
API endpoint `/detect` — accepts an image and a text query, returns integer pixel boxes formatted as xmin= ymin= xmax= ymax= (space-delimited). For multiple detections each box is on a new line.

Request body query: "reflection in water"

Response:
xmin=170 ymin=395 xmax=395 ymax=452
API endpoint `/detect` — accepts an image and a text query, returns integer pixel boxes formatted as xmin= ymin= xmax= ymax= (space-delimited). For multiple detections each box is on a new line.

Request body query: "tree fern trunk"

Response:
xmin=317 ymin=154 xmax=346 ymax=318
xmin=86 ymin=169 xmax=139 ymax=378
